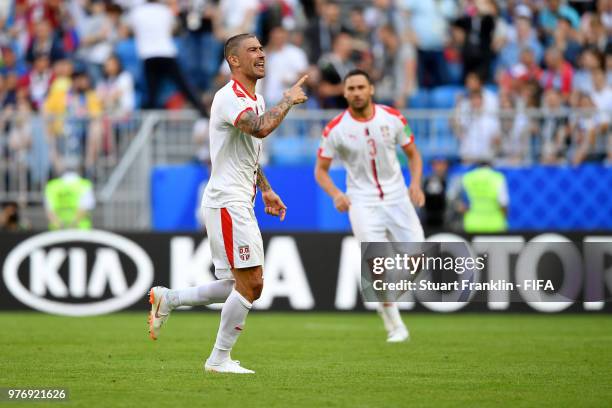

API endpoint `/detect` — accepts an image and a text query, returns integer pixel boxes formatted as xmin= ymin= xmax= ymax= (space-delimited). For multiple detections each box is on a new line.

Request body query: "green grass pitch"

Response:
xmin=1 ymin=312 xmax=611 ymax=407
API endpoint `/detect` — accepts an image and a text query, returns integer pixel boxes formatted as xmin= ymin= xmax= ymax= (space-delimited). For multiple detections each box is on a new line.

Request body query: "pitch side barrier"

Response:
xmin=0 ymin=230 xmax=610 ymax=315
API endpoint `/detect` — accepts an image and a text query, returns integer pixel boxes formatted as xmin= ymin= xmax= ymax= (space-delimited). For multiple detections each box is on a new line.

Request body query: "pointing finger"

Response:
xmin=294 ymin=75 xmax=308 ymax=88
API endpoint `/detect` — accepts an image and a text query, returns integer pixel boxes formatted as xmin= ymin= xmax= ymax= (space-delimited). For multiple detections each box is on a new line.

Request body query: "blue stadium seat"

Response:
xmin=430 ymin=85 xmax=464 ymax=109
xmin=269 ymin=137 xmax=309 ymax=165
xmin=407 ymin=90 xmax=430 ymax=108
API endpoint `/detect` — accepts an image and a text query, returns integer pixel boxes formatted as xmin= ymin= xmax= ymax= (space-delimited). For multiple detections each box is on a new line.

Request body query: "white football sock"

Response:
xmin=378 ymin=303 xmax=405 ymax=332
xmin=376 ymin=303 xmax=394 ymax=332
xmin=208 ymin=289 xmax=252 ymax=365
xmin=165 ymin=280 xmax=234 ymax=311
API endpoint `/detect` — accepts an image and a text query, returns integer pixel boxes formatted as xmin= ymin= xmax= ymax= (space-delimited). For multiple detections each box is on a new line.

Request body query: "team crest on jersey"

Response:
xmin=380 ymin=125 xmax=391 ymax=141
xmin=239 ymin=245 xmax=250 ymax=261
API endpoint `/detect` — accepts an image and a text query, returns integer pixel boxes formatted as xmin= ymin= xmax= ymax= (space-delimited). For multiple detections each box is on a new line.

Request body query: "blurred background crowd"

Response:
xmin=0 ymin=0 xmax=611 ymax=231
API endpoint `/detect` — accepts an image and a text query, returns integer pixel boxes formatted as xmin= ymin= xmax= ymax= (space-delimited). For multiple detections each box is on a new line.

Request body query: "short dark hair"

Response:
xmin=224 ymin=33 xmax=257 ymax=63
xmin=343 ymin=69 xmax=372 ymax=84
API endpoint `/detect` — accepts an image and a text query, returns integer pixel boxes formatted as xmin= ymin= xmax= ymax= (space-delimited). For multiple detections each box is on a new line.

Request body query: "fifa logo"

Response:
xmin=239 ymin=246 xmax=250 ymax=261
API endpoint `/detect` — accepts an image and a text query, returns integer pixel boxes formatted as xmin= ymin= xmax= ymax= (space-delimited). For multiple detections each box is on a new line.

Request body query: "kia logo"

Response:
xmin=3 ymin=230 xmax=153 ymax=316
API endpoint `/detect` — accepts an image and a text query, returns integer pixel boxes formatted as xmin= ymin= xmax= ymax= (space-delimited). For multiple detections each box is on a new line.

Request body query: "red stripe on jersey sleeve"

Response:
xmin=401 ymin=133 xmax=415 ymax=147
xmin=317 ymin=147 xmax=333 ymax=159
xmin=322 ymin=111 xmax=346 ymax=138
xmin=380 ymin=105 xmax=408 ymax=125
xmin=233 ymin=107 xmax=254 ymax=127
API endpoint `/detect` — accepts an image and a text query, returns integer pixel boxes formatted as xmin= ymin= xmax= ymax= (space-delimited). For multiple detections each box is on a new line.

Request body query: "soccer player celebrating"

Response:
xmin=148 ymin=33 xmax=308 ymax=374
xmin=314 ymin=69 xmax=425 ymax=343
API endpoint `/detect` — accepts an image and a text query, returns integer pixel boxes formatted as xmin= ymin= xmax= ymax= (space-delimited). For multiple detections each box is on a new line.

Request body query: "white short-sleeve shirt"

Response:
xmin=202 ymin=79 xmax=266 ymax=208
xmin=129 ymin=3 xmax=176 ymax=59
xmin=318 ymin=105 xmax=414 ymax=205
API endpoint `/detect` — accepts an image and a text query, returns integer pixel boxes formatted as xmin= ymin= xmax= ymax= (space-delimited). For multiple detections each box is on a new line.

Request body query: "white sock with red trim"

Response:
xmin=378 ymin=303 xmax=405 ymax=333
xmin=208 ymin=289 xmax=252 ymax=365
xmin=165 ymin=280 xmax=234 ymax=310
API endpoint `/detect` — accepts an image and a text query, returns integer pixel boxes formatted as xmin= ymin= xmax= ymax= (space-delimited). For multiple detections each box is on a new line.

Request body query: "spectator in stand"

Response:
xmin=400 ymin=0 xmax=457 ymax=88
xmin=499 ymin=48 xmax=543 ymax=97
xmin=452 ymin=90 xmax=501 ymax=164
xmin=317 ymin=32 xmax=355 ymax=109
xmin=304 ymin=1 xmax=348 ymax=65
xmin=262 ymin=26 xmax=308 ymax=106
xmin=25 ymin=20 xmax=64 ymax=64
xmin=179 ymin=0 xmax=222 ymax=92
xmin=490 ymin=0 xmax=511 ymax=56
xmin=348 ymin=6 xmax=374 ymax=51
xmin=498 ymin=5 xmax=543 ymax=72
xmin=23 ymin=0 xmax=65 ymax=34
xmin=5 ymin=87 xmax=33 ymax=177
xmin=18 ymin=52 xmax=51 ymax=111
xmin=581 ymin=12 xmax=609 ymax=53
xmin=456 ymin=71 xmax=499 ymax=116
xmin=48 ymin=58 xmax=74 ymax=97
xmin=96 ymin=54 xmax=135 ymax=115
xmin=0 ymin=72 xmax=17 ymax=109
xmin=96 ymin=54 xmax=135 ymax=160
xmin=572 ymin=47 xmax=604 ymax=94
xmin=258 ymin=0 xmax=307 ymax=44
xmin=75 ymin=0 xmax=116 ymax=84
xmin=1 ymin=47 xmax=28 ymax=77
xmin=0 ymin=201 xmax=30 ymax=231
xmin=540 ymin=88 xmax=570 ymax=163
xmin=540 ymin=46 xmax=574 ymax=100
xmin=497 ymin=91 xmax=531 ymax=165
xmin=372 ymin=24 xmax=417 ymax=108
xmin=217 ymin=0 xmax=259 ymax=39
xmin=364 ymin=0 xmax=400 ymax=32
xmin=599 ymin=0 xmax=612 ymax=34
xmin=455 ymin=0 xmax=496 ymax=82
xmin=564 ymin=92 xmax=603 ymax=164
xmin=551 ymin=17 xmax=581 ymax=66
xmin=538 ymin=0 xmax=581 ymax=42
xmin=589 ymin=67 xmax=612 ymax=124
xmin=606 ymin=48 xmax=612 ymax=85
xmin=422 ymin=157 xmax=449 ymax=229
xmin=44 ymin=70 xmax=103 ymax=176
xmin=129 ymin=0 xmax=206 ymax=115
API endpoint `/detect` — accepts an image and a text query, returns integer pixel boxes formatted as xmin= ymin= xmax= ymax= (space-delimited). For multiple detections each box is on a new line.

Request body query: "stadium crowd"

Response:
xmin=0 ymin=0 xmax=611 ymax=193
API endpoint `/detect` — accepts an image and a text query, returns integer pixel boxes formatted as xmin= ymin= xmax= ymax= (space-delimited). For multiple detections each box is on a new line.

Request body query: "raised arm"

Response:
xmin=235 ymin=76 xmax=308 ymax=138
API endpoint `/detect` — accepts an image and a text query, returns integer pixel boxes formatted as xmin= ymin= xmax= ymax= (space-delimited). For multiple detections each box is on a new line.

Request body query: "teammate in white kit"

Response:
xmin=314 ymin=69 xmax=425 ymax=343
xmin=147 ymin=33 xmax=308 ymax=374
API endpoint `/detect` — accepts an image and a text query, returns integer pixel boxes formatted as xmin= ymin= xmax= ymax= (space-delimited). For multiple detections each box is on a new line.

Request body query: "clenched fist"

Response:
xmin=333 ymin=192 xmax=351 ymax=213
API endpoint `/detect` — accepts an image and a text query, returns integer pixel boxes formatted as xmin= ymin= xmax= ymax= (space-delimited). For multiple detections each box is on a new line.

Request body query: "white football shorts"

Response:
xmin=203 ymin=206 xmax=265 ymax=279
xmin=348 ymin=197 xmax=425 ymax=243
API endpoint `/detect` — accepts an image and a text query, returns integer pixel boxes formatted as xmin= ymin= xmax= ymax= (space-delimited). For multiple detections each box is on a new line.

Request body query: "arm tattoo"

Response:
xmin=256 ymin=165 xmax=271 ymax=192
xmin=236 ymin=96 xmax=292 ymax=138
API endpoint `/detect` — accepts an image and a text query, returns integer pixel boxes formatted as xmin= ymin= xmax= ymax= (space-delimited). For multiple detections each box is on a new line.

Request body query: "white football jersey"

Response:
xmin=202 ymin=78 xmax=266 ymax=208
xmin=318 ymin=105 xmax=414 ymax=205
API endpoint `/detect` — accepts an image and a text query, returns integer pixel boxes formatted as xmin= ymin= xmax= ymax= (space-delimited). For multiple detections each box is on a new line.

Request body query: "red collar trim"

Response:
xmin=348 ymin=104 xmax=376 ymax=122
xmin=232 ymin=77 xmax=257 ymax=101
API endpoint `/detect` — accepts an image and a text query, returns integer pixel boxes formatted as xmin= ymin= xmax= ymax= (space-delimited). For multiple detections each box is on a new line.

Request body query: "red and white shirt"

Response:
xmin=202 ymin=78 xmax=266 ymax=208
xmin=318 ymin=104 xmax=414 ymax=205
